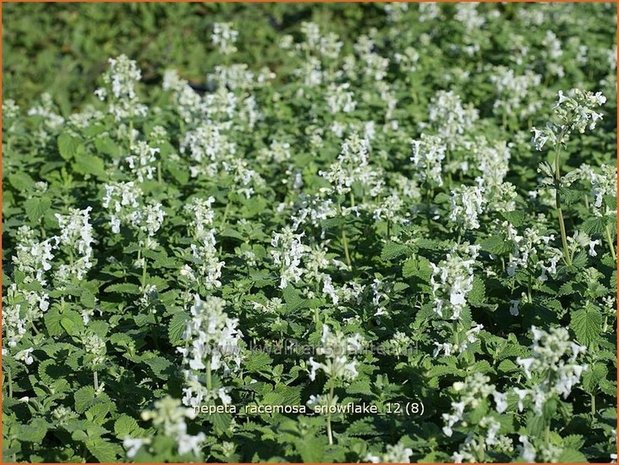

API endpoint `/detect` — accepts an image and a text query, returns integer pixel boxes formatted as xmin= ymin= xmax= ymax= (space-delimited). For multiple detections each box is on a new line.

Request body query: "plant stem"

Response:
xmin=206 ymin=360 xmax=212 ymax=391
xmin=341 ymin=229 xmax=351 ymax=269
xmin=591 ymin=392 xmax=596 ymax=416
xmin=129 ymin=119 xmax=135 ymax=149
xmin=220 ymin=201 xmax=231 ymax=230
xmin=554 ymin=148 xmax=572 ymax=266
xmin=327 ymin=384 xmax=334 ymax=445
xmin=604 ymin=224 xmax=616 ymax=261
xmin=93 ymin=371 xmax=99 ymax=391
xmin=141 ymin=256 xmax=147 ymax=291
xmin=8 ymin=368 xmax=13 ymax=399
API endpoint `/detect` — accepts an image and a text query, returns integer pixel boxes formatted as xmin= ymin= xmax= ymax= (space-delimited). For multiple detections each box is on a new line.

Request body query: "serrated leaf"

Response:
xmin=346 ymin=379 xmax=373 ymax=396
xmin=168 ymin=312 xmax=189 ymax=345
xmin=570 ymin=305 xmax=603 ymax=346
xmin=85 ymin=402 xmax=111 ymax=425
xmin=381 ymin=241 xmax=409 ymax=261
xmin=480 ymin=235 xmax=512 ymax=255
xmin=145 ymin=356 xmax=173 ymax=380
xmin=402 ymin=256 xmax=432 ymax=281
xmin=86 ymin=439 xmax=121 ymax=462
xmin=24 ymin=197 xmax=51 ymax=223
xmin=74 ymin=386 xmax=96 ymax=413
xmin=104 ymin=283 xmax=141 ymax=295
xmin=582 ymin=363 xmax=608 ymax=393
xmin=468 ymin=276 xmax=486 ymax=306
xmin=58 ymin=132 xmax=82 ymax=160
xmin=73 ymin=152 xmax=107 ymax=178
xmin=9 ymin=172 xmax=35 ymax=192
xmin=19 ymin=418 xmax=48 ymax=443
xmin=557 ymin=448 xmax=587 ymax=463
xmin=114 ymin=415 xmax=140 ymax=438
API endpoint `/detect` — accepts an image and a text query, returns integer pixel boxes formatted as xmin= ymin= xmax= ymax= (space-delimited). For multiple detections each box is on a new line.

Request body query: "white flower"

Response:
xmin=410 ymin=134 xmax=446 ymax=187
xmin=123 ymin=438 xmax=151 ymax=459
xmin=15 ymin=347 xmax=34 ymax=365
xmin=212 ymin=22 xmax=238 ymax=55
xmin=588 ymin=238 xmax=600 ymax=256
xmin=366 ymin=442 xmax=413 ymax=463
xmin=430 ymin=244 xmax=479 ymax=320
xmin=177 ymin=432 xmax=207 ymax=456
xmin=95 ymin=55 xmax=147 ymax=121
xmin=177 ymin=295 xmax=243 ymax=407
xmin=307 ymin=325 xmax=364 ymax=382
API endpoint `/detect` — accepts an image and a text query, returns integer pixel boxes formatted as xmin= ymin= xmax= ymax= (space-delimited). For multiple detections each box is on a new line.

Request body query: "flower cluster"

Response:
xmin=54 ymin=207 xmax=95 ymax=282
xmin=177 ymin=295 xmax=243 ymax=407
xmin=180 ymin=197 xmax=224 ymax=291
xmin=124 ymin=396 xmax=206 ymax=459
xmin=430 ymin=244 xmax=480 ymax=320
xmin=442 ymin=373 xmax=512 ymax=463
xmin=102 ymin=181 xmax=165 ymax=245
xmin=308 ymin=325 xmax=364 ymax=382
xmin=95 ymin=55 xmax=147 ymax=121
xmin=532 ymin=89 xmax=606 ymax=151
xmin=366 ymin=442 xmax=413 ymax=463
xmin=515 ymin=326 xmax=587 ymax=414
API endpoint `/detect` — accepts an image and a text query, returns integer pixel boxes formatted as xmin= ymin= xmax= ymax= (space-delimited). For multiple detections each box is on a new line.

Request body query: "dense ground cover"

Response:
xmin=2 ymin=3 xmax=617 ymax=463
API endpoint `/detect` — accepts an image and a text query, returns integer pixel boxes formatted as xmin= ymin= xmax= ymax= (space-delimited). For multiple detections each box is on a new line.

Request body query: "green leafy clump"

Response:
xmin=2 ymin=3 xmax=617 ymax=463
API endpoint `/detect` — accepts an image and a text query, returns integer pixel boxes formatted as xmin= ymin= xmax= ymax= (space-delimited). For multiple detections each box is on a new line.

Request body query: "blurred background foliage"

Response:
xmin=3 ymin=2 xmax=391 ymax=114
xmin=4 ymin=2 xmax=616 ymax=117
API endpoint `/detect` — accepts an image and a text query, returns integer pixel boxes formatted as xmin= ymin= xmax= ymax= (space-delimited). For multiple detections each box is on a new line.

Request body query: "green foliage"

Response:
xmin=2 ymin=3 xmax=616 ymax=464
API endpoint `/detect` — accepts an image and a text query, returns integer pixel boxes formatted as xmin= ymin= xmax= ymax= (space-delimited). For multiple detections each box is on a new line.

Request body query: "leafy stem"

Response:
xmin=553 ymin=147 xmax=572 ymax=266
xmin=206 ymin=360 xmax=212 ymax=392
xmin=7 ymin=367 xmax=13 ymax=399
xmin=604 ymin=223 xmax=616 ymax=261
xmin=339 ymin=200 xmax=353 ymax=270
xmin=326 ymin=384 xmax=334 ymax=445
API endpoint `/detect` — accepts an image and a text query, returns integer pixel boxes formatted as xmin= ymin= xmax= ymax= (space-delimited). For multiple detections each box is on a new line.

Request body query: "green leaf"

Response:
xmin=570 ymin=305 xmax=603 ymax=346
xmin=58 ymin=132 xmax=82 ymax=160
xmin=168 ymin=312 xmax=189 ymax=345
xmin=468 ymin=276 xmax=486 ymax=306
xmin=44 ymin=308 xmax=64 ymax=336
xmin=581 ymin=217 xmax=607 ymax=236
xmin=145 ymin=356 xmax=173 ymax=380
xmin=114 ymin=414 xmax=140 ymax=439
xmin=381 ymin=241 xmax=409 ymax=261
xmin=81 ymin=289 xmax=97 ymax=308
xmin=24 ymin=197 xmax=51 ymax=223
xmin=282 ymin=285 xmax=307 ymax=311
xmin=61 ymin=317 xmax=79 ymax=336
xmin=479 ymin=235 xmax=512 ymax=255
xmin=86 ymin=402 xmax=111 ymax=425
xmin=557 ymin=448 xmax=587 ymax=463
xmin=73 ymin=152 xmax=107 ymax=178
xmin=19 ymin=419 xmax=49 ymax=442
xmin=94 ymin=136 xmax=121 ymax=157
xmin=74 ymin=386 xmax=96 ymax=413
xmin=86 ymin=439 xmax=121 ymax=462
xmin=9 ymin=172 xmax=35 ymax=192
xmin=244 ymin=351 xmax=273 ymax=372
xmin=402 ymin=256 xmax=432 ymax=282
xmin=295 ymin=436 xmax=325 ymax=462
xmin=105 ymin=283 xmax=141 ymax=295
xmin=346 ymin=379 xmax=373 ymax=396
xmin=501 ymin=210 xmax=526 ymax=227
xmin=582 ymin=363 xmax=608 ymax=393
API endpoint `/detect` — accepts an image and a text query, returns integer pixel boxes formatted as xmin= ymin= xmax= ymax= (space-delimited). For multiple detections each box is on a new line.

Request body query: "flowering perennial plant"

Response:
xmin=2 ymin=3 xmax=616 ymax=463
